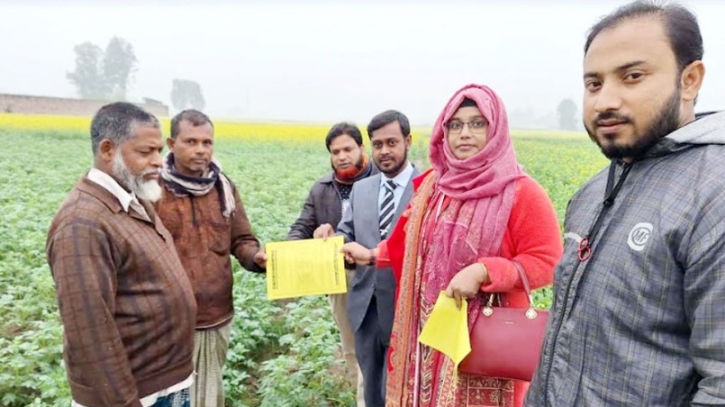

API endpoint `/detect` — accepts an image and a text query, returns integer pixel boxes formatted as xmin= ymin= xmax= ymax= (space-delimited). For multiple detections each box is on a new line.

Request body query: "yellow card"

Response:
xmin=265 ymin=236 xmax=347 ymax=300
xmin=418 ymin=291 xmax=472 ymax=373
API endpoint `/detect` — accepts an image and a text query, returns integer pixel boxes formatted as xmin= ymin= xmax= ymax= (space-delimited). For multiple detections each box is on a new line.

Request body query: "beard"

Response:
xmin=112 ymin=152 xmax=162 ymax=202
xmin=586 ymin=86 xmax=682 ymax=160
xmin=377 ymin=148 xmax=409 ymax=177
xmin=332 ymin=154 xmax=365 ymax=180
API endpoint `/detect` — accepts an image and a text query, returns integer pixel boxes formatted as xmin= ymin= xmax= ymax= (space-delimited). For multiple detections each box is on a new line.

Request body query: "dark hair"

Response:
xmin=459 ymin=98 xmax=477 ymax=108
xmin=170 ymin=109 xmax=214 ymax=139
xmin=584 ymin=0 xmax=703 ymax=72
xmin=367 ymin=110 xmax=411 ymax=139
xmin=90 ymin=101 xmax=160 ymax=154
xmin=325 ymin=122 xmax=363 ymax=151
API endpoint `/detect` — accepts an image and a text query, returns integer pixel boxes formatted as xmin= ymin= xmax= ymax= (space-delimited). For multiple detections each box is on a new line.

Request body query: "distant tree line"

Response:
xmin=66 ymin=37 xmax=137 ymax=101
xmin=67 ymin=37 xmax=205 ymax=111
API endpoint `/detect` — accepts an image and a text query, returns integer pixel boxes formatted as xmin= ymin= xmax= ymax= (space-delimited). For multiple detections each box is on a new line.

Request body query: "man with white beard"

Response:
xmin=46 ymin=102 xmax=198 ymax=407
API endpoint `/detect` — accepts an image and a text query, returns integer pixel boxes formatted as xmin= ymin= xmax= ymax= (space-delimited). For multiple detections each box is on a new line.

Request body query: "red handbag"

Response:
xmin=458 ymin=261 xmax=549 ymax=382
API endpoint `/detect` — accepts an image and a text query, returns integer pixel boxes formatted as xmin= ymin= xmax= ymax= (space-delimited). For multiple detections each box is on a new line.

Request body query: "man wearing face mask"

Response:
xmin=46 ymin=102 xmax=197 ymax=407
xmin=287 ymin=122 xmax=377 ymax=406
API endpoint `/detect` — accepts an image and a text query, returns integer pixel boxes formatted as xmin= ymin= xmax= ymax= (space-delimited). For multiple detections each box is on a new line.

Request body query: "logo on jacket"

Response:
xmin=627 ymin=222 xmax=653 ymax=251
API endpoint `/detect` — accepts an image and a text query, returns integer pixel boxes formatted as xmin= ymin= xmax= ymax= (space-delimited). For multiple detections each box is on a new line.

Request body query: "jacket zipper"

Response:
xmin=542 ymin=162 xmax=632 ymax=407
xmin=543 ymin=259 xmax=585 ymax=407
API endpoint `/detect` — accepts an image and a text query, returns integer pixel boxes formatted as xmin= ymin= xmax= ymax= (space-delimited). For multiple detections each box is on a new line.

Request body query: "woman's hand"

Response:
xmin=445 ymin=262 xmax=489 ymax=308
xmin=341 ymin=242 xmax=375 ymax=266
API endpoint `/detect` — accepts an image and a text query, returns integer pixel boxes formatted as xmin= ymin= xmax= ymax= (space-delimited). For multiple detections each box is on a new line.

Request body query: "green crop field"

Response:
xmin=0 ymin=122 xmax=607 ymax=406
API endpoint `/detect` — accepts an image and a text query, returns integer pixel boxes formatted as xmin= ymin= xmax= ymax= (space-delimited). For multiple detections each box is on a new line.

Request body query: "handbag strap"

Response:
xmin=484 ymin=260 xmax=531 ymax=306
xmin=511 ymin=260 xmax=534 ymax=307
xmin=511 ymin=260 xmax=541 ymax=319
xmin=483 ymin=260 xmax=540 ymax=319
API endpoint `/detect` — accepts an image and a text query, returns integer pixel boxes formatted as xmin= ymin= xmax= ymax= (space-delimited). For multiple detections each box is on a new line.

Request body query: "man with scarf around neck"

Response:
xmin=315 ymin=110 xmax=420 ymax=407
xmin=153 ymin=109 xmax=267 ymax=407
xmin=287 ymin=122 xmax=378 ymax=406
xmin=525 ymin=2 xmax=725 ymax=406
xmin=342 ymin=85 xmax=562 ymax=407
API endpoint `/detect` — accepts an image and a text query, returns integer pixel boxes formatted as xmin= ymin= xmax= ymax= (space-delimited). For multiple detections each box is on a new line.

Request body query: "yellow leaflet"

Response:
xmin=418 ymin=291 xmax=472 ymax=377
xmin=265 ymin=236 xmax=347 ymax=300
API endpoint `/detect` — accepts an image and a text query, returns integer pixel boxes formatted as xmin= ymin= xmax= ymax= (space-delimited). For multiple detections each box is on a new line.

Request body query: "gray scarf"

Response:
xmin=161 ymin=152 xmax=236 ymax=217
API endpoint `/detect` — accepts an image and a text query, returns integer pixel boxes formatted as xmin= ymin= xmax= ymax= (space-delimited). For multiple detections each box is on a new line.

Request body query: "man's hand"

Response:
xmin=341 ymin=242 xmax=374 ymax=266
xmin=313 ymin=223 xmax=335 ymax=239
xmin=254 ymin=248 xmax=267 ymax=269
xmin=445 ymin=262 xmax=489 ymax=308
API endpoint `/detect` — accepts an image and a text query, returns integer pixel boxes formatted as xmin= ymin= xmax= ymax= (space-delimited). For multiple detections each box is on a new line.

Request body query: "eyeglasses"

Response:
xmin=445 ymin=119 xmax=488 ymax=134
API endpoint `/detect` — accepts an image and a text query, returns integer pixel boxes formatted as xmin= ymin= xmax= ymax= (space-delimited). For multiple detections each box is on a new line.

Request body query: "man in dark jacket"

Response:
xmin=526 ymin=2 xmax=725 ymax=406
xmin=287 ymin=122 xmax=377 ymax=406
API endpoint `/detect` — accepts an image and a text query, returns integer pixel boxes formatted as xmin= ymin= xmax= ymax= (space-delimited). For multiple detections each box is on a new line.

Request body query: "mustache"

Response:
xmin=594 ymin=112 xmax=633 ymax=126
xmin=140 ymin=168 xmax=160 ymax=177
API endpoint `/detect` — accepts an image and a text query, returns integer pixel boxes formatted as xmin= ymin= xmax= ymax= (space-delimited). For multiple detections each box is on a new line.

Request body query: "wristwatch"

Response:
xmin=368 ymin=249 xmax=376 ymax=266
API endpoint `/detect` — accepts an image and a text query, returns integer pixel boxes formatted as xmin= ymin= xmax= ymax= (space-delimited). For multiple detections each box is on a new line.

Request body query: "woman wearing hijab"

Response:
xmin=342 ymin=83 xmax=563 ymax=406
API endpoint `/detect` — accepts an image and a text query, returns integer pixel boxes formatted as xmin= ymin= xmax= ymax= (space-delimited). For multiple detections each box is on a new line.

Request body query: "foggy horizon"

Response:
xmin=2 ymin=0 xmax=723 ymax=127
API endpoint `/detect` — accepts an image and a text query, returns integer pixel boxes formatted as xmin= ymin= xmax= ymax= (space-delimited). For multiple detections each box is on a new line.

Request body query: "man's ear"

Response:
xmin=680 ymin=60 xmax=705 ymax=103
xmin=98 ymin=139 xmax=116 ymax=163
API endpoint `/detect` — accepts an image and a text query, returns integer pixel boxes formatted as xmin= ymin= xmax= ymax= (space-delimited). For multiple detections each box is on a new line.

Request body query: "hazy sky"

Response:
xmin=1 ymin=0 xmax=723 ymax=125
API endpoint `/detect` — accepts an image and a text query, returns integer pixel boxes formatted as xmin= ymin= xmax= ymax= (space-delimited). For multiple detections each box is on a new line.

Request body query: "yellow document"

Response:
xmin=265 ymin=236 xmax=348 ymax=300
xmin=418 ymin=291 xmax=472 ymax=373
